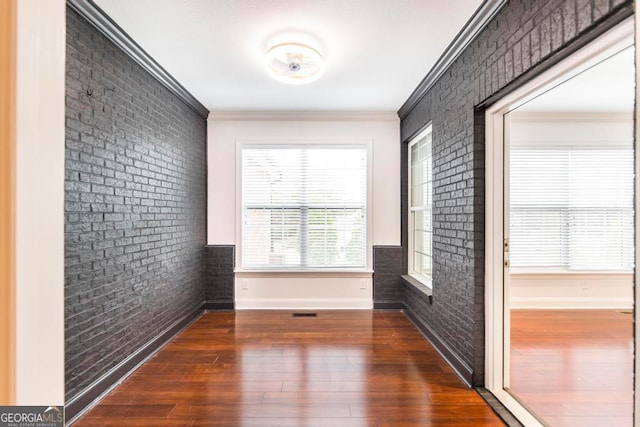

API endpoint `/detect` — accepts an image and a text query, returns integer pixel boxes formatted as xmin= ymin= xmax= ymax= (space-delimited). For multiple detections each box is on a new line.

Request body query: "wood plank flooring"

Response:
xmin=510 ymin=309 xmax=633 ymax=426
xmin=73 ymin=311 xmax=504 ymax=426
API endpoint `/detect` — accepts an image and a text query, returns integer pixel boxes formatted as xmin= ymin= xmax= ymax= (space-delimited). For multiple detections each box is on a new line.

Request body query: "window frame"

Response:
xmin=236 ymin=139 xmax=373 ymax=272
xmin=408 ymin=125 xmax=433 ymax=286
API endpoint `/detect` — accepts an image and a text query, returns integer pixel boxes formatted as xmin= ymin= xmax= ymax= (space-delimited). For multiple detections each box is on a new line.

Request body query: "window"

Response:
xmin=510 ymin=144 xmax=633 ymax=271
xmin=241 ymin=145 xmax=367 ymax=270
xmin=408 ymin=126 xmax=433 ymax=283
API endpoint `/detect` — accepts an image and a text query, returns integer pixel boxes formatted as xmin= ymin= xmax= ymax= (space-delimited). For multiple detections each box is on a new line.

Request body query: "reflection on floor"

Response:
xmin=74 ymin=311 xmax=504 ymax=426
xmin=510 ymin=309 xmax=633 ymax=427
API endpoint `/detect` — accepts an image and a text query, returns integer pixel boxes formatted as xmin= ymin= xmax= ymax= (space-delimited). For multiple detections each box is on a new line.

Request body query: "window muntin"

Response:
xmin=408 ymin=126 xmax=433 ymax=282
xmin=241 ymin=146 xmax=367 ymax=269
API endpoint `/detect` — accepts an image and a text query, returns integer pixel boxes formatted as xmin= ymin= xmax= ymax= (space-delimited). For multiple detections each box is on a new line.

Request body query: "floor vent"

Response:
xmin=292 ymin=313 xmax=318 ymax=317
xmin=619 ymin=311 xmax=633 ymax=315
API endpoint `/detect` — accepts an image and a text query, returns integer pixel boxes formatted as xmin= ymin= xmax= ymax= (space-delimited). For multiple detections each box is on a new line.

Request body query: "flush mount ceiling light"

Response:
xmin=265 ymin=42 xmax=324 ymax=85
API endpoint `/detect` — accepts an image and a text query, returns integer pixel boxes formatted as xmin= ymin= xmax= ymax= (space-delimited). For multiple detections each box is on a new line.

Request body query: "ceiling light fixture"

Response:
xmin=265 ymin=42 xmax=324 ymax=85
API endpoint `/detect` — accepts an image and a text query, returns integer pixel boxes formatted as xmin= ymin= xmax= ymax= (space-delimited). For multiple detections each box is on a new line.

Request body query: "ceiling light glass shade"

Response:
xmin=265 ymin=42 xmax=324 ymax=85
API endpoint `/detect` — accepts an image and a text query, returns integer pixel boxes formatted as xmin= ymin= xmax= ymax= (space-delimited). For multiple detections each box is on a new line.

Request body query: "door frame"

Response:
xmin=485 ymin=18 xmax=635 ymax=425
xmin=634 ymin=2 xmax=639 ymax=425
xmin=0 ymin=0 xmax=16 ymax=405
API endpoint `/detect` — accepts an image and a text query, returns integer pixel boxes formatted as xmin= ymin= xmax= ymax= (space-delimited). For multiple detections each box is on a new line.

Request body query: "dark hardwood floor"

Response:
xmin=510 ymin=309 xmax=633 ymax=426
xmin=73 ymin=310 xmax=504 ymax=426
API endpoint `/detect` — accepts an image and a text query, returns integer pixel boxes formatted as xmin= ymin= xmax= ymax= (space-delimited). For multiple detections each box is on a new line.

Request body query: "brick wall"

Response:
xmin=372 ymin=246 xmax=403 ymax=307
xmin=205 ymin=245 xmax=234 ymax=308
xmin=64 ymin=8 xmax=207 ymax=401
xmin=400 ymin=0 xmax=633 ymax=385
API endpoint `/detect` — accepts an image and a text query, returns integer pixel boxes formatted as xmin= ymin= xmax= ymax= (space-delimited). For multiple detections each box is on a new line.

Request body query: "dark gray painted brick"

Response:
xmin=205 ymin=246 xmax=235 ymax=304
xmin=400 ymin=0 xmax=631 ymax=386
xmin=373 ymin=246 xmax=403 ymax=304
xmin=64 ymin=8 xmax=206 ymax=401
xmin=576 ymin=0 xmax=593 ymax=32
xmin=373 ymin=246 xmax=403 ymax=274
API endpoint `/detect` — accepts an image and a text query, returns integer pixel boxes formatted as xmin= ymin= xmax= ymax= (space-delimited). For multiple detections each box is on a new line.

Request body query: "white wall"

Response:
xmin=509 ymin=112 xmax=633 ymax=147
xmin=235 ymin=272 xmax=373 ymax=310
xmin=208 ymin=112 xmax=401 ymax=246
xmin=509 ymin=113 xmax=634 ymax=309
xmin=207 ymin=112 xmax=400 ymax=308
xmin=510 ymin=272 xmax=633 ymax=309
xmin=14 ymin=0 xmax=66 ymax=405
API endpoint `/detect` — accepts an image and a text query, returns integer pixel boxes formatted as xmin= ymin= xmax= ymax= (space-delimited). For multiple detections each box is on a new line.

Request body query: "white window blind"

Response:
xmin=510 ymin=145 xmax=633 ymax=271
xmin=409 ymin=127 xmax=433 ymax=281
xmin=241 ymin=146 xmax=367 ymax=269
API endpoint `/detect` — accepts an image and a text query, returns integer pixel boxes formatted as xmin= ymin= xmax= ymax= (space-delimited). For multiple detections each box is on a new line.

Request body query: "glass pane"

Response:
xmin=421 ymin=231 xmax=431 ymax=256
xmin=411 ymin=143 xmax=419 ymax=165
xmin=414 ymin=211 xmax=423 ymax=231
xmin=413 ymin=251 xmax=422 ymax=275
xmin=424 ymin=181 xmax=431 ymax=206
xmin=243 ymin=208 xmax=301 ymax=267
xmin=418 ymin=139 xmax=427 ymax=162
xmin=422 ymin=209 xmax=431 ymax=233
xmin=307 ymin=208 xmax=365 ymax=268
xmin=412 ymin=183 xmax=423 ymax=207
xmin=507 ymin=45 xmax=635 ymax=427
xmin=414 ymin=230 xmax=423 ymax=253
xmin=242 ymin=146 xmax=367 ymax=269
xmin=421 ymin=254 xmax=432 ymax=277
xmin=510 ymin=147 xmax=634 ymax=270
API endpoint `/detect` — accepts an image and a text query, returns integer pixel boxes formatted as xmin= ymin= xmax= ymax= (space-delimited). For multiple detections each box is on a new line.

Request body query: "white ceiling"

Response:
xmin=94 ymin=0 xmax=483 ymax=112
xmin=517 ymin=46 xmax=635 ymax=113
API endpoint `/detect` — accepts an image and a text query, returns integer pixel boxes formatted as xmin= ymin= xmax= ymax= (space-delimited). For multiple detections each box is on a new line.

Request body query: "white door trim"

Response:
xmin=485 ymin=17 xmax=634 ymax=426
xmin=634 ymin=2 xmax=639 ymax=425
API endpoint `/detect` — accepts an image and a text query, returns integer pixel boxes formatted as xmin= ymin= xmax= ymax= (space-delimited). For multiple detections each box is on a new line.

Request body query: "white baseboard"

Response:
xmin=235 ymin=298 xmax=373 ymax=310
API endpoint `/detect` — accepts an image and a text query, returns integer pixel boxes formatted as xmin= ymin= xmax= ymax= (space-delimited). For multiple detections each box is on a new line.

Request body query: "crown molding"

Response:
xmin=397 ymin=0 xmax=507 ymax=120
xmin=208 ymin=111 xmax=400 ymax=122
xmin=67 ymin=0 xmax=209 ymax=119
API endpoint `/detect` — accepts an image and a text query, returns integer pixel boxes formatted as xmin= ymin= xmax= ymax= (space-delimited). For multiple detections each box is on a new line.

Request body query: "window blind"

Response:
xmin=510 ymin=146 xmax=633 ymax=271
xmin=241 ymin=146 xmax=367 ymax=269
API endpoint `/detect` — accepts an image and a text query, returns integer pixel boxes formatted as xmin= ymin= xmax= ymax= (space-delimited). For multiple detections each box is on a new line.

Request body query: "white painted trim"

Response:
xmin=235 ymin=271 xmax=373 ymax=277
xmin=15 ymin=0 xmax=66 ymax=405
xmin=485 ymin=18 xmax=634 ymax=426
xmin=209 ymin=111 xmax=399 ymax=122
xmin=634 ymin=2 xmax=639 ymax=424
xmin=484 ymin=101 xmax=504 ymax=399
xmin=489 ymin=389 xmax=546 ymax=427
xmin=235 ymin=298 xmax=373 ymax=310
xmin=234 ymin=138 xmax=241 ymax=263
xmin=502 ymin=108 xmax=512 ymax=389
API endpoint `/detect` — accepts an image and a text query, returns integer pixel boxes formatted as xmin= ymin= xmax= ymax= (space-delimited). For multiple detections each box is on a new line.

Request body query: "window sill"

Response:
xmin=401 ymin=275 xmax=433 ymax=304
xmin=235 ymin=269 xmax=373 ymax=278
